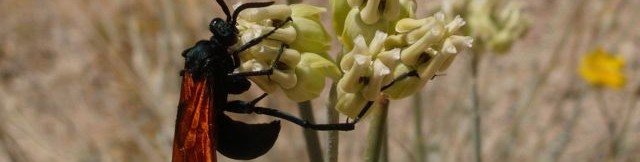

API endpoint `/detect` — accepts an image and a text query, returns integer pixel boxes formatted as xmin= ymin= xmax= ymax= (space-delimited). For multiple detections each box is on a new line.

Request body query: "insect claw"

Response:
xmin=248 ymin=93 xmax=269 ymax=106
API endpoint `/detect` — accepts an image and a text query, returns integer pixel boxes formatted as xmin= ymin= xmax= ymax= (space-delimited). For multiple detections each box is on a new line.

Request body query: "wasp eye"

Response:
xmin=209 ymin=18 xmax=225 ymax=34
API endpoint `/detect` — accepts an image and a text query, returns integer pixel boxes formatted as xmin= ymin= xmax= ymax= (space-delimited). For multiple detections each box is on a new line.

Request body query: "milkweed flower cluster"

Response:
xmin=579 ymin=48 xmax=626 ymax=89
xmin=333 ymin=0 xmax=416 ymax=49
xmin=443 ymin=0 xmax=528 ymax=53
xmin=236 ymin=4 xmax=340 ymax=102
xmin=333 ymin=0 xmax=474 ymax=118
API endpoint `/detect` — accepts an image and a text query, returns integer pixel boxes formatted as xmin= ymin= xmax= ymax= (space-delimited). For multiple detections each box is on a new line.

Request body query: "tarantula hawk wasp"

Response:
xmin=172 ymin=0 xmax=357 ymax=161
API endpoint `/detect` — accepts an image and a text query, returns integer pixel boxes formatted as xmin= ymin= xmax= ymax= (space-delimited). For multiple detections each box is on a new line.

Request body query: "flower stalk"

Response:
xmin=298 ymin=101 xmax=324 ymax=162
xmin=413 ymin=92 xmax=425 ymax=162
xmin=469 ymin=51 xmax=482 ymax=162
xmin=364 ymin=95 xmax=389 ymax=162
xmin=326 ymin=84 xmax=340 ymax=162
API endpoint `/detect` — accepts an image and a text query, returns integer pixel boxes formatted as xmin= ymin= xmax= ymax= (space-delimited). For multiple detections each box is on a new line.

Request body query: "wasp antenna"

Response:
xmin=231 ymin=1 xmax=275 ymax=25
xmin=216 ymin=0 xmax=232 ymax=21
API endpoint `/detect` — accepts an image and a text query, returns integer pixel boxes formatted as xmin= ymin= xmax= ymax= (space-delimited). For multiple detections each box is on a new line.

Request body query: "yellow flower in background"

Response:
xmin=579 ymin=48 xmax=626 ymax=89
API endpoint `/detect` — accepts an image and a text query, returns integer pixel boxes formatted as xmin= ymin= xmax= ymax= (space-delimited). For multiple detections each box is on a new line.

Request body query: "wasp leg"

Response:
xmin=253 ymin=106 xmax=355 ymax=131
xmin=231 ymin=17 xmax=293 ymax=68
xmin=226 ymin=93 xmax=355 ymax=131
xmin=381 ymin=70 xmax=419 ymax=90
xmin=229 ymin=43 xmax=287 ymax=77
xmin=351 ymin=70 xmax=420 ymax=123
xmin=229 ymin=70 xmax=272 ymax=78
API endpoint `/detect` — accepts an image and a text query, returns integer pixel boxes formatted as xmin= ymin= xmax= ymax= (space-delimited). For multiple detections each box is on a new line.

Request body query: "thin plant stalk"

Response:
xmin=595 ymin=89 xmax=617 ymax=161
xmin=469 ymin=51 xmax=482 ymax=162
xmin=612 ymin=88 xmax=639 ymax=160
xmin=544 ymin=88 xmax=584 ymax=162
xmin=327 ymin=40 xmax=349 ymax=162
xmin=413 ymin=92 xmax=426 ymax=162
xmin=364 ymin=96 xmax=390 ymax=162
xmin=326 ymin=84 xmax=340 ymax=162
xmin=380 ymin=123 xmax=388 ymax=162
xmin=299 ymin=101 xmax=324 ymax=162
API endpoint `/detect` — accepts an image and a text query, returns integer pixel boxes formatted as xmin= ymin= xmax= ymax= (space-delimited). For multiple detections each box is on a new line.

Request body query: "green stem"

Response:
xmin=298 ymin=101 xmax=324 ymax=162
xmin=364 ymin=96 xmax=389 ymax=162
xmin=380 ymin=123 xmax=388 ymax=162
xmin=326 ymin=84 xmax=340 ymax=162
xmin=545 ymin=89 xmax=583 ymax=162
xmin=413 ymin=92 xmax=425 ymax=162
xmin=470 ymin=52 xmax=482 ymax=162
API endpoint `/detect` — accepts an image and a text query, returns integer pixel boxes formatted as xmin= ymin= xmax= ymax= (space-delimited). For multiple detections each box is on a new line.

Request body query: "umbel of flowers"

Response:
xmin=442 ymin=0 xmax=528 ymax=53
xmin=333 ymin=0 xmax=474 ymax=118
xmin=235 ymin=4 xmax=341 ymax=102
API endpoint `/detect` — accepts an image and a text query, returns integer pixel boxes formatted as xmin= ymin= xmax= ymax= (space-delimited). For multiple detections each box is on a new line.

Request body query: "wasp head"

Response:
xmin=209 ymin=18 xmax=239 ymax=46
xmin=209 ymin=0 xmax=275 ymax=46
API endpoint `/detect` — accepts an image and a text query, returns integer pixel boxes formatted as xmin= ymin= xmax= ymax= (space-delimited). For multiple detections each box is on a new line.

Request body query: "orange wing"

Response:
xmin=172 ymin=73 xmax=216 ymax=162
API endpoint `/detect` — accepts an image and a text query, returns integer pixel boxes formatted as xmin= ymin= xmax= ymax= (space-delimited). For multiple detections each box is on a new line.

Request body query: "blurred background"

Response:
xmin=0 ymin=0 xmax=638 ymax=162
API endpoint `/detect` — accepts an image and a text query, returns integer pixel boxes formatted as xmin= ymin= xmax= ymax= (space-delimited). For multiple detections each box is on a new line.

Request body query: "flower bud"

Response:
xmin=336 ymin=88 xmax=368 ymax=118
xmin=395 ymin=17 xmax=431 ymax=33
xmin=341 ymin=8 xmax=388 ymax=49
xmin=376 ymin=48 xmax=401 ymax=70
xmin=289 ymin=17 xmax=330 ymax=55
xmin=400 ymin=25 xmax=444 ymax=66
xmin=416 ymin=51 xmax=448 ymax=80
xmin=238 ymin=4 xmax=291 ymax=22
xmin=270 ymin=69 xmax=297 ymax=89
xmin=338 ymin=55 xmax=371 ymax=93
xmin=438 ymin=35 xmax=473 ymax=72
xmin=340 ymin=35 xmax=370 ymax=71
xmin=289 ymin=4 xmax=332 ymax=56
xmin=250 ymin=41 xmax=301 ymax=68
xmin=268 ymin=25 xmax=297 ymax=44
xmin=383 ymin=0 xmax=401 ymax=21
xmin=368 ymin=31 xmax=388 ymax=55
xmin=283 ymin=53 xmax=341 ymax=102
xmin=239 ymin=60 xmax=279 ymax=93
xmin=332 ymin=0 xmax=351 ymax=36
xmin=361 ymin=60 xmax=391 ymax=100
xmin=360 ymin=0 xmax=381 ymax=24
